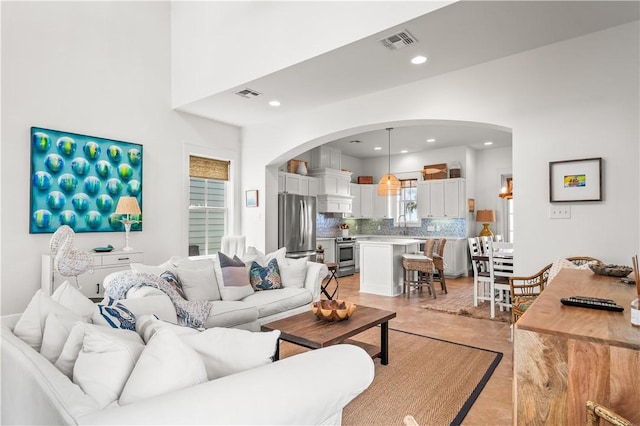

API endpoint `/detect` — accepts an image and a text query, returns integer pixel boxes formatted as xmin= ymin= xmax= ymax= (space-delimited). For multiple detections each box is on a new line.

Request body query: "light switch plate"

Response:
xmin=550 ymin=205 xmax=571 ymax=219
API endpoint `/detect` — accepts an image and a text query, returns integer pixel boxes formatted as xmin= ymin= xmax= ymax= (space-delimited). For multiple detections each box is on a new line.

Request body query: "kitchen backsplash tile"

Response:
xmin=317 ymin=214 xmax=467 ymax=238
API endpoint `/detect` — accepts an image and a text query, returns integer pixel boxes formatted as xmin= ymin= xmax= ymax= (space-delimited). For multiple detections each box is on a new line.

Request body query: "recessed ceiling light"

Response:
xmin=400 ymin=150 xmax=408 ymax=154
xmin=411 ymin=55 xmax=427 ymax=65
xmin=484 ymin=141 xmax=493 ymax=146
xmin=426 ymin=138 xmax=436 ymax=143
xmin=269 ymin=100 xmax=281 ymax=107
xmin=374 ymin=147 xmax=382 ymax=151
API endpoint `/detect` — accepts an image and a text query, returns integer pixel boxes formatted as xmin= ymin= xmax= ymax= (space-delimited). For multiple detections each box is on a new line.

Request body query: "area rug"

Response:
xmin=280 ymin=328 xmax=503 ymax=426
xmin=420 ymin=284 xmax=511 ymax=323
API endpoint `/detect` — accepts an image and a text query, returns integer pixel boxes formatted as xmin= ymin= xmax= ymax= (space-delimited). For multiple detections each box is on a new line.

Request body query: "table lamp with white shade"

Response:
xmin=115 ymin=196 xmax=141 ymax=251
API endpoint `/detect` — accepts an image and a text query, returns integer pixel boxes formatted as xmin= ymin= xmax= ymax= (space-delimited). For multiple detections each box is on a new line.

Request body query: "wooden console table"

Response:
xmin=514 ymin=268 xmax=639 ymax=425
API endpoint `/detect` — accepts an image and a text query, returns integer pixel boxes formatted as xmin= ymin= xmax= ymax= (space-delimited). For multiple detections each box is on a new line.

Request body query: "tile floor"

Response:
xmin=326 ymin=272 xmax=513 ymax=425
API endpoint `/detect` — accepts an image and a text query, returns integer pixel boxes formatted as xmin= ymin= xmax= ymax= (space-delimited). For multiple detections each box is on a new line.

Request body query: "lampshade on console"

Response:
xmin=476 ymin=209 xmax=496 ymax=237
xmin=115 ymin=196 xmax=141 ymax=251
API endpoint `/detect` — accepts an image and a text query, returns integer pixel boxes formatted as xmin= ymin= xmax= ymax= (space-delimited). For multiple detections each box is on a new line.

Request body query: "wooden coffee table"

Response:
xmin=261 ymin=305 xmax=396 ymax=365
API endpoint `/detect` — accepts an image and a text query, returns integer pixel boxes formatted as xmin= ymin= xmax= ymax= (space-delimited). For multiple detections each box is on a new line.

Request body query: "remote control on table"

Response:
xmin=560 ymin=295 xmax=624 ymax=312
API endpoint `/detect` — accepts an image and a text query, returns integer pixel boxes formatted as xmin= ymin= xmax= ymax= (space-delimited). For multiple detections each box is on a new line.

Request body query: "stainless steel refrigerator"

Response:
xmin=278 ymin=193 xmax=316 ymax=259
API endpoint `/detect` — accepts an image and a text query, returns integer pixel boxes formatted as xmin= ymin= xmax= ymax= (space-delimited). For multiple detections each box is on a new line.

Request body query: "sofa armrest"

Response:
xmin=304 ymin=261 xmax=329 ymax=301
xmin=78 ymin=344 xmax=374 ymax=425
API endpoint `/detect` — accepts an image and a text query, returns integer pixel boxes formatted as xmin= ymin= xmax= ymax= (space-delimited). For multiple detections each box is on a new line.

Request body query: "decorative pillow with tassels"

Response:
xmin=249 ymin=258 xmax=282 ymax=291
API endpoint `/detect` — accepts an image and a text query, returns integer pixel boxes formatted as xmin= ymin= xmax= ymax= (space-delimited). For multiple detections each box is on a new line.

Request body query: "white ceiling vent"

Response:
xmin=379 ymin=30 xmax=418 ymax=50
xmin=235 ymin=88 xmax=261 ymax=99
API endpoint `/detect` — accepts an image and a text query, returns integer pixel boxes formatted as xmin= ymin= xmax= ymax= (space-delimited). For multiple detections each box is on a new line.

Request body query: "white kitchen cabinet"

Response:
xmin=417 ymin=178 xmax=466 ymax=218
xmin=348 ymin=184 xmax=361 ymax=218
xmin=317 ymin=195 xmax=352 ymax=214
xmin=374 ymin=193 xmax=391 ymax=218
xmin=42 ymin=250 xmax=144 ymax=300
xmin=310 ymin=146 xmax=341 ymax=170
xmin=360 ymin=185 xmax=374 ymax=218
xmin=443 ymin=239 xmax=468 ymax=277
xmin=278 ymin=172 xmax=318 ymax=196
xmin=312 ymin=168 xmax=351 ymax=196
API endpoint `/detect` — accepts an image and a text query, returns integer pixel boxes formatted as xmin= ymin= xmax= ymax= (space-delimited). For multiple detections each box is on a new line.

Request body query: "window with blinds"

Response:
xmin=188 ymin=156 xmax=229 ymax=256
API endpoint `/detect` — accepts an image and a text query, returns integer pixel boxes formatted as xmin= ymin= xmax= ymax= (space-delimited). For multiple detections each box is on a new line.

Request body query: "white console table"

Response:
xmin=41 ymin=250 xmax=144 ymax=300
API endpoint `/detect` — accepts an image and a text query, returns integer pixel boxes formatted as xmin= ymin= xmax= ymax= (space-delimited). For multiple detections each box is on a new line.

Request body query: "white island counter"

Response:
xmin=358 ymin=239 xmax=422 ymax=296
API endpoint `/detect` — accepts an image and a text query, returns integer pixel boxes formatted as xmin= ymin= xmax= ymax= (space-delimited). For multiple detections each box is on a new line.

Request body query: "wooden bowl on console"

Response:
xmin=311 ymin=300 xmax=356 ymax=322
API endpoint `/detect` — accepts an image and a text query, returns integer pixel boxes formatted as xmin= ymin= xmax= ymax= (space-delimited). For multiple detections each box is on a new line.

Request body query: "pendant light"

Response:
xmin=377 ymin=128 xmax=401 ymax=196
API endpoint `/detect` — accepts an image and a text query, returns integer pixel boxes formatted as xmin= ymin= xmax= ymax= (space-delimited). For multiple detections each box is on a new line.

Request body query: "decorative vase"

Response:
xmin=296 ymin=162 xmax=308 ymax=176
xmin=341 ymin=229 xmax=349 ymax=237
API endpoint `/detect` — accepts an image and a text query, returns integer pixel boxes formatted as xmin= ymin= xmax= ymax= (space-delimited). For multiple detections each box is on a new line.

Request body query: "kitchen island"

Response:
xmin=358 ymin=239 xmax=422 ymax=296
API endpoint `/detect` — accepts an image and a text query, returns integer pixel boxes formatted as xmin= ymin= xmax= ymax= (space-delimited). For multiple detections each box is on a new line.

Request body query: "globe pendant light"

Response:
xmin=377 ymin=127 xmax=401 ymax=196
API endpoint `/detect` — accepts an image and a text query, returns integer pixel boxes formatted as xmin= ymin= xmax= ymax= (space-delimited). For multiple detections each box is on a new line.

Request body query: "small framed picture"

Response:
xmin=549 ymin=157 xmax=602 ymax=202
xmin=245 ymin=190 xmax=258 ymax=207
xmin=468 ymin=198 xmax=475 ymax=212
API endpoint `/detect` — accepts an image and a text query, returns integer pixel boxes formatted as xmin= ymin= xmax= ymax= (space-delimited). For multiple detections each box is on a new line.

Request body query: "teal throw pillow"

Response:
xmin=249 ymin=258 xmax=282 ymax=291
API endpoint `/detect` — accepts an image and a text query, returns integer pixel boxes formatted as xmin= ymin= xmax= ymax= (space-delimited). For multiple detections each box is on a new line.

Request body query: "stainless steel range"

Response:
xmin=335 ymin=237 xmax=355 ymax=277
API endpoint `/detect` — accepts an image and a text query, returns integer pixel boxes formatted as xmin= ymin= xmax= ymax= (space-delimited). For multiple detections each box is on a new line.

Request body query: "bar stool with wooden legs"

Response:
xmin=402 ymin=239 xmax=436 ymax=298
xmin=431 ymin=239 xmax=448 ymax=294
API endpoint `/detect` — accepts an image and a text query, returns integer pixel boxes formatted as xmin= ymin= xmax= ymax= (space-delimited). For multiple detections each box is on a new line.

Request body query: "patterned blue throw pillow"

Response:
xmin=249 ymin=258 xmax=282 ymax=291
xmin=95 ymin=298 xmax=136 ymax=330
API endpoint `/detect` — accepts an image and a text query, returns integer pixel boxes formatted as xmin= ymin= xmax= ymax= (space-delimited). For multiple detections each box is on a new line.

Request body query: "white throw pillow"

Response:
xmin=119 ymin=328 xmax=208 ymax=406
xmin=278 ymin=257 xmax=308 ymax=288
xmin=176 ymin=266 xmax=221 ymax=301
xmin=548 ymin=258 xmax=596 ymax=284
xmin=73 ymin=326 xmax=144 ymax=408
xmin=54 ymin=322 xmax=143 ymax=379
xmin=181 ymin=328 xmax=280 ymax=380
xmin=13 ymin=290 xmax=85 ymax=352
xmin=135 ymin=314 xmax=199 ymax=344
xmin=40 ymin=314 xmax=80 ymax=363
xmin=130 ymin=260 xmax=174 ymax=276
xmin=52 ymin=281 xmax=96 ymax=318
xmin=91 ymin=299 xmax=137 ymax=330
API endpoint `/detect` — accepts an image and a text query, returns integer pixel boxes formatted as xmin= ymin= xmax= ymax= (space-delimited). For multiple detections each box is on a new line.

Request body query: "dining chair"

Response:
xmin=586 ymin=401 xmax=633 ymax=426
xmin=490 ymin=241 xmax=514 ymax=317
xmin=469 ymin=237 xmax=492 ymax=308
xmin=494 ymin=234 xmax=504 ymax=242
xmin=479 ymin=236 xmax=492 ymax=256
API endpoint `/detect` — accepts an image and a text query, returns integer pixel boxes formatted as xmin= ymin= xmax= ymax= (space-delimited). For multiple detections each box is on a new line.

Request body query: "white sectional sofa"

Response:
xmin=1 ymin=282 xmax=374 ymax=425
xmin=123 ymin=250 xmax=329 ymax=331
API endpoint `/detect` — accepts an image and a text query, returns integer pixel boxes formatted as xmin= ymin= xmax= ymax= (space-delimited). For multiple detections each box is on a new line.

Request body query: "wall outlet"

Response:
xmin=377 ymin=225 xmax=381 ymax=230
xmin=355 ymin=225 xmax=358 ymax=231
xmin=427 ymin=225 xmax=435 ymax=231
xmin=549 ymin=205 xmax=571 ymax=219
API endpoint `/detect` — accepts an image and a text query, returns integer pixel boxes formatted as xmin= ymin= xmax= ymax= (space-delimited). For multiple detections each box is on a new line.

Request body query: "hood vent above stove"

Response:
xmin=379 ymin=30 xmax=418 ymax=50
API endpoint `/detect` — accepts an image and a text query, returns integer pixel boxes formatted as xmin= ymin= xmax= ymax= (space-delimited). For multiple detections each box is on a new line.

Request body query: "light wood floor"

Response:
xmin=324 ymin=272 xmax=513 ymax=426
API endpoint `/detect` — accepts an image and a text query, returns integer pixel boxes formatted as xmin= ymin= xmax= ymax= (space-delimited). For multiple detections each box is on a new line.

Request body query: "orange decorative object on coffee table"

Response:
xmin=312 ymin=299 xmax=356 ymax=321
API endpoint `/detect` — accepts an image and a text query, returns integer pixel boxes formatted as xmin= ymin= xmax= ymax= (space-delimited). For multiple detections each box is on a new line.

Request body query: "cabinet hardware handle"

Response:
xmin=96 ymin=283 xmax=100 ymax=294
xmin=117 ymin=257 xmax=130 ymax=261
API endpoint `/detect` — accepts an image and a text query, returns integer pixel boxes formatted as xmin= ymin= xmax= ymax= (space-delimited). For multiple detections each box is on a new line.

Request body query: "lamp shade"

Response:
xmin=115 ymin=197 xmax=141 ymax=215
xmin=377 ymin=173 xmax=401 ymax=196
xmin=476 ymin=209 xmax=495 ymax=223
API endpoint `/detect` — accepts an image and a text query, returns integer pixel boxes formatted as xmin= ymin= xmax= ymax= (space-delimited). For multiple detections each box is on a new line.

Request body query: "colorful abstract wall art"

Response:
xmin=30 ymin=127 xmax=143 ymax=233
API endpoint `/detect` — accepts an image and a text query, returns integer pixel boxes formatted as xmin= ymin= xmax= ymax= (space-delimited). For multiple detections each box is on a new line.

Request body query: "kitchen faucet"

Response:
xmin=398 ymin=214 xmax=408 ymax=235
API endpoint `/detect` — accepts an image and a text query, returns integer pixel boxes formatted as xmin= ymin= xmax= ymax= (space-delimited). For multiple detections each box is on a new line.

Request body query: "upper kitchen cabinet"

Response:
xmin=310 ymin=168 xmax=353 ymax=213
xmin=348 ymin=184 xmax=375 ymax=218
xmin=310 ymin=146 xmax=341 ymax=170
xmin=278 ymin=172 xmax=318 ymax=196
xmin=417 ymin=178 xmax=466 ymax=218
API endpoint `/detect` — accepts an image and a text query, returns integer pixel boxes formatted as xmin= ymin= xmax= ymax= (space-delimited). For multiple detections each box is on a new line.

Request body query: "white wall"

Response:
xmin=1 ymin=2 xmax=241 ymax=314
xmin=474 ymin=147 xmax=512 ymax=237
xmin=242 ymin=22 xmax=640 ymax=274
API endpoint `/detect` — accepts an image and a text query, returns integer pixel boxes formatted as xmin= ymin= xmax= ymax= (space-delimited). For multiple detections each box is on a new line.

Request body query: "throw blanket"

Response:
xmin=104 ymin=271 xmax=213 ymax=328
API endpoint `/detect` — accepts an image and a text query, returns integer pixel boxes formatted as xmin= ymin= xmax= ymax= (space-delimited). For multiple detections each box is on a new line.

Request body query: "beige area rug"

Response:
xmin=280 ymin=328 xmax=502 ymax=426
xmin=420 ymin=284 xmax=511 ymax=323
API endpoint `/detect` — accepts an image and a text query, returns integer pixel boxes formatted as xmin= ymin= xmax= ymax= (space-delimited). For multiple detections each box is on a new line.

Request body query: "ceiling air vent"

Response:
xmin=379 ymin=30 xmax=418 ymax=50
xmin=234 ymin=88 xmax=261 ymax=99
